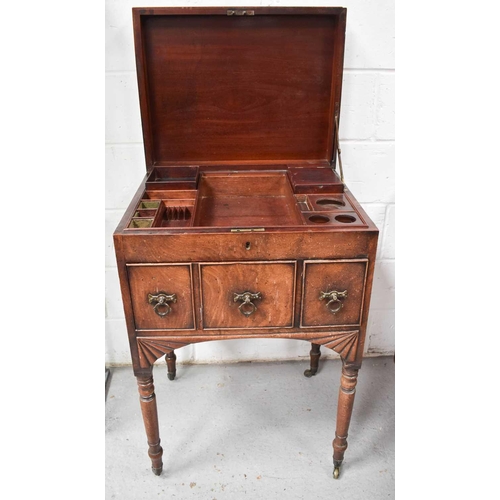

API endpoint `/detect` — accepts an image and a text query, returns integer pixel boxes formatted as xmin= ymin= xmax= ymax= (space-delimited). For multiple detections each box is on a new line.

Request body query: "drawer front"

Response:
xmin=301 ymin=259 xmax=368 ymax=328
xmin=127 ymin=264 xmax=195 ymax=330
xmin=200 ymin=262 xmax=296 ymax=329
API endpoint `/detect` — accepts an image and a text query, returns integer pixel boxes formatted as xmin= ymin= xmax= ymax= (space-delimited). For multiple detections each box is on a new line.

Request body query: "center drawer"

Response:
xmin=200 ymin=261 xmax=296 ymax=330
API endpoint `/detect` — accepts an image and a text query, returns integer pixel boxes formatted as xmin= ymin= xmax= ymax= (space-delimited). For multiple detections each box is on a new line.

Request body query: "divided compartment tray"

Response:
xmin=157 ymin=199 xmax=195 ymax=227
xmin=145 ymin=166 xmax=200 ymax=190
xmin=301 ymin=211 xmax=366 ymax=227
xmin=295 ymin=194 xmax=354 ymax=212
xmin=127 ymin=194 xmax=197 ymax=229
xmin=128 ymin=200 xmax=161 ymax=229
xmin=293 ymin=193 xmax=364 ymax=225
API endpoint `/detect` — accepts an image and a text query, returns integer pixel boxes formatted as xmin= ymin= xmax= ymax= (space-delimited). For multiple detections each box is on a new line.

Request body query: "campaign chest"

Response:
xmin=113 ymin=6 xmax=379 ymax=479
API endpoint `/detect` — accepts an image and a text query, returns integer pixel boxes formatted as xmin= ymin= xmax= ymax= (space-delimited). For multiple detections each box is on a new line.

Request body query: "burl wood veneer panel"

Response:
xmin=127 ymin=264 xmax=195 ymax=330
xmin=200 ymin=261 xmax=296 ymax=329
xmin=301 ymin=259 xmax=368 ymax=328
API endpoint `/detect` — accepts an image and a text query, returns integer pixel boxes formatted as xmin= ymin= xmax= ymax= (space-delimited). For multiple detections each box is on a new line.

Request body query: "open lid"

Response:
xmin=133 ymin=7 xmax=347 ymax=170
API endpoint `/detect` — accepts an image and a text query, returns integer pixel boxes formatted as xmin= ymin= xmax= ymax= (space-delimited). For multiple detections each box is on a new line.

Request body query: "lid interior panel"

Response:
xmin=139 ymin=13 xmax=342 ymax=165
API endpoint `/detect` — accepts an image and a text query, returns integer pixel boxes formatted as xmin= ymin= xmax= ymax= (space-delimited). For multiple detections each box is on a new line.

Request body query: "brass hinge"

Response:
xmin=230 ymin=228 xmax=265 ymax=232
xmin=333 ymin=114 xmax=345 ymax=184
xmin=227 ymin=9 xmax=254 ymax=16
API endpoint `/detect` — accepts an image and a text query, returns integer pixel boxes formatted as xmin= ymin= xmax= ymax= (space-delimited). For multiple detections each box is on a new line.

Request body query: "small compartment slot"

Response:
xmin=138 ymin=200 xmax=160 ymax=209
xmin=316 ymin=198 xmax=345 ymax=207
xmin=301 ymin=211 xmax=366 ymax=227
xmin=128 ymin=218 xmax=154 ymax=228
xmin=335 ymin=214 xmax=356 ymax=224
xmin=133 ymin=209 xmax=157 ymax=218
xmin=146 ymin=166 xmax=199 ymax=190
xmin=308 ymin=214 xmax=330 ymax=224
xmin=157 ymin=200 xmax=195 ymax=227
xmin=165 ymin=206 xmax=191 ymax=221
xmin=294 ymin=194 xmax=312 ymax=211
xmin=307 ymin=194 xmax=353 ymax=211
xmin=144 ymin=190 xmax=197 ymax=200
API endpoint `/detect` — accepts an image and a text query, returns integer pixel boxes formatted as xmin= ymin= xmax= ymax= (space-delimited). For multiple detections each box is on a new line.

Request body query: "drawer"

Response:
xmin=200 ymin=261 xmax=296 ymax=329
xmin=300 ymin=259 xmax=368 ymax=328
xmin=127 ymin=264 xmax=195 ymax=330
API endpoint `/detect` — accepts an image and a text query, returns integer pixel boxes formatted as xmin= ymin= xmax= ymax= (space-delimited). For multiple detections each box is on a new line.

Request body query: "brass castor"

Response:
xmin=333 ymin=467 xmax=340 ymax=479
xmin=303 ymin=368 xmax=317 ymax=377
xmin=167 ymin=372 xmax=176 ymax=381
xmin=152 ymin=466 xmax=163 ymax=476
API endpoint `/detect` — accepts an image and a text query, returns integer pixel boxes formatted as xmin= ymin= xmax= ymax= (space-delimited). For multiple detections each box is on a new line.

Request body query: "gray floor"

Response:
xmin=106 ymin=356 xmax=394 ymax=499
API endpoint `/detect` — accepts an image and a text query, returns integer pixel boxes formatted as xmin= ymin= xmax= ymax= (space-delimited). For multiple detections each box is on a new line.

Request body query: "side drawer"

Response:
xmin=300 ymin=259 xmax=368 ymax=328
xmin=200 ymin=261 xmax=296 ymax=329
xmin=127 ymin=263 xmax=195 ymax=330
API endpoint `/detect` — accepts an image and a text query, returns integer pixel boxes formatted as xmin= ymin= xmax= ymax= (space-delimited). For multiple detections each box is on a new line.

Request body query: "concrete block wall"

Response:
xmin=105 ymin=0 xmax=395 ymax=365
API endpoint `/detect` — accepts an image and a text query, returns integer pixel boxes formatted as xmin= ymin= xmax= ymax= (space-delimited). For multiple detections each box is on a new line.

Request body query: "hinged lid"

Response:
xmin=133 ymin=7 xmax=347 ymax=170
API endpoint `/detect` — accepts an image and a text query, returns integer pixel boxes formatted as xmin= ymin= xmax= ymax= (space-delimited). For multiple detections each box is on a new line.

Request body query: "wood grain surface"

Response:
xmin=200 ymin=261 xmax=296 ymax=329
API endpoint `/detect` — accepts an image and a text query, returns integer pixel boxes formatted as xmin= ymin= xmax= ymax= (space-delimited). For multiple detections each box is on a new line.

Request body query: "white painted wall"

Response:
xmin=105 ymin=0 xmax=395 ymax=365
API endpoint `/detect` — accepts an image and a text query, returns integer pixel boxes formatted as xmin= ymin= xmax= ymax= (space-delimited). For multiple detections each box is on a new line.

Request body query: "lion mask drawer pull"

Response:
xmin=233 ymin=291 xmax=261 ymax=317
xmin=319 ymin=290 xmax=348 ymax=314
xmin=148 ymin=292 xmax=177 ymax=317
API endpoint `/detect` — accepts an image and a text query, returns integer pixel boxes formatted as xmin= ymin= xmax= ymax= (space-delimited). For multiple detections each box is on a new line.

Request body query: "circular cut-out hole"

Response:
xmin=245 ymin=242 xmax=251 ymax=250
xmin=335 ymin=215 xmax=356 ymax=224
xmin=316 ymin=198 xmax=345 ymax=206
xmin=308 ymin=215 xmax=330 ymax=224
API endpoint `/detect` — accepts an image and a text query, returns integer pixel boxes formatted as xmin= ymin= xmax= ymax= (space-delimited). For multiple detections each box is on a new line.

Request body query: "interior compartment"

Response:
xmin=335 ymin=214 xmax=357 ymax=224
xmin=294 ymin=194 xmax=312 ymax=211
xmin=138 ymin=200 xmax=160 ymax=209
xmin=193 ymin=172 xmax=303 ymax=227
xmin=133 ymin=209 xmax=157 ymax=218
xmin=301 ymin=211 xmax=365 ymax=227
xmin=307 ymin=194 xmax=353 ymax=211
xmin=127 ymin=169 xmax=365 ymax=230
xmin=157 ymin=200 xmax=195 ymax=227
xmin=129 ymin=218 xmax=154 ymax=228
xmin=145 ymin=166 xmax=199 ymax=190
xmin=144 ymin=190 xmax=197 ymax=200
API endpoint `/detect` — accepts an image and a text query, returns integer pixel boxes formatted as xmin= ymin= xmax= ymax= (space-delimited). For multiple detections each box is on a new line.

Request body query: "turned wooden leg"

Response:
xmin=304 ymin=343 xmax=321 ymax=377
xmin=136 ymin=372 xmax=163 ymax=475
xmin=332 ymin=361 xmax=359 ymax=479
xmin=166 ymin=351 xmax=177 ymax=381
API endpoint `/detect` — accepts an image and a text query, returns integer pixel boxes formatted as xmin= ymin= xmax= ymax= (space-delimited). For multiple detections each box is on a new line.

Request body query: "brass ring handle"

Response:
xmin=148 ymin=292 xmax=177 ymax=317
xmin=319 ymin=290 xmax=348 ymax=315
xmin=233 ymin=291 xmax=261 ymax=317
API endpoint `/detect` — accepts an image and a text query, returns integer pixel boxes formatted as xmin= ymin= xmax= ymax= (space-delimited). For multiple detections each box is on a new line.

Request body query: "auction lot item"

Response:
xmin=114 ymin=7 xmax=379 ymax=480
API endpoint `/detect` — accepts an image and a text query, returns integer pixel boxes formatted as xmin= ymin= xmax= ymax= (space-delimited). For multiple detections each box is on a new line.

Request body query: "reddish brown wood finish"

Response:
xmin=165 ymin=351 xmax=176 ymax=381
xmin=301 ymin=260 xmax=368 ymax=328
xmin=136 ymin=372 xmax=163 ymax=475
xmin=333 ymin=362 xmax=359 ymax=477
xmin=304 ymin=343 xmax=321 ymax=377
xmin=200 ymin=261 xmax=296 ymax=329
xmin=127 ymin=264 xmax=195 ymax=330
xmin=114 ymin=6 xmax=378 ymax=479
xmin=135 ymin=13 xmax=343 ymax=166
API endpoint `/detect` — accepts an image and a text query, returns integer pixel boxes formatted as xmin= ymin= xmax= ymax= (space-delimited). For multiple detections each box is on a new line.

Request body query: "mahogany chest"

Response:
xmin=114 ymin=6 xmax=378 ymax=480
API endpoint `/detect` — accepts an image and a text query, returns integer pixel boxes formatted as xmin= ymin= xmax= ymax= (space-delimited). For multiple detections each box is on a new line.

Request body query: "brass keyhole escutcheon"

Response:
xmin=148 ymin=292 xmax=177 ymax=317
xmin=233 ymin=291 xmax=261 ymax=317
xmin=319 ymin=290 xmax=348 ymax=314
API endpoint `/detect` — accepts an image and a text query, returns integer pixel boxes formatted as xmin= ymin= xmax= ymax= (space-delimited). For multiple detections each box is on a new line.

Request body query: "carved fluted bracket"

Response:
xmin=136 ymin=330 xmax=359 ymax=368
xmin=137 ymin=338 xmax=189 ymax=369
xmin=308 ymin=331 xmax=359 ymax=362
